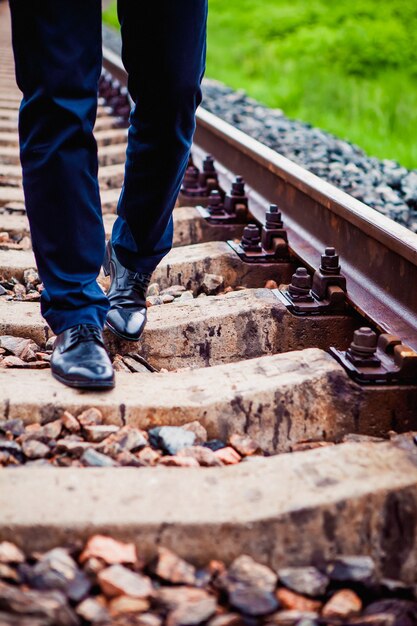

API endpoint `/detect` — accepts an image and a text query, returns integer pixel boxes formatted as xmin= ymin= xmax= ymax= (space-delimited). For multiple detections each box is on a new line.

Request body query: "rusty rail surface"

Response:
xmin=103 ymin=47 xmax=417 ymax=353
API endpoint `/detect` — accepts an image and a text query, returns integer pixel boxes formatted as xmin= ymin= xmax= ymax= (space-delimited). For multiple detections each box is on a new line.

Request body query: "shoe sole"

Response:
xmin=51 ymin=370 xmax=115 ymax=391
xmin=104 ymin=319 xmax=142 ymax=342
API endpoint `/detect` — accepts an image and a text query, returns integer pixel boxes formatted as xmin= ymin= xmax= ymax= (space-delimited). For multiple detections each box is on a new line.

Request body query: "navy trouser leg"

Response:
xmin=112 ymin=0 xmax=208 ymax=273
xmin=9 ymin=0 xmax=109 ymax=334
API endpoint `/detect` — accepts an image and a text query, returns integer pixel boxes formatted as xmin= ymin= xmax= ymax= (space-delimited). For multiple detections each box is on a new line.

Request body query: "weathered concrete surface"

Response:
xmin=0 ymin=207 xmax=243 ymax=248
xmin=0 ymin=289 xmax=354 ymax=368
xmin=1 ymin=348 xmax=416 ymax=448
xmin=0 ymin=137 xmax=126 ymax=170
xmin=0 ymin=162 xmax=125 ymax=189
xmin=0 ymin=119 xmax=19 ymax=132
xmin=0 ymin=109 xmax=18 ymax=121
xmin=0 ymin=100 xmax=19 ymax=110
xmin=0 ymin=289 xmax=285 ymax=368
xmin=0 ymin=301 xmax=52 ymax=346
xmin=0 ymin=185 xmax=23 ymax=206
xmin=0 ymin=130 xmax=19 ymax=146
xmin=153 ymin=241 xmax=294 ymax=290
xmin=172 ymin=207 xmax=245 ymax=247
xmin=0 ymin=348 xmax=361 ymax=452
xmin=0 ymin=128 xmax=128 ymax=148
xmin=2 ymin=440 xmax=417 ymax=582
xmin=98 ymin=142 xmax=127 ymax=167
xmin=0 ymin=144 xmax=20 ymax=165
xmin=0 ymin=211 xmax=116 ymax=241
xmin=0 ymin=248 xmax=35 ymax=278
xmin=0 ymin=240 xmax=294 ymax=288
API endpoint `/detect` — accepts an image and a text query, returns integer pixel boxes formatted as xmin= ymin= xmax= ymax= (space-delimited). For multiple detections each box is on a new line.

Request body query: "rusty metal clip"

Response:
xmin=330 ymin=328 xmax=417 ymax=385
xmin=197 ymin=177 xmax=249 ymax=224
xmin=275 ymin=247 xmax=347 ymax=315
xmin=227 ymin=213 xmax=289 ymax=263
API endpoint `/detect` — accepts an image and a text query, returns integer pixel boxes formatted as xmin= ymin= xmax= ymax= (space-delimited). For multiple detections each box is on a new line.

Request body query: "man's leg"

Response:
xmin=9 ymin=0 xmax=109 ymax=335
xmin=113 ymin=0 xmax=208 ymax=273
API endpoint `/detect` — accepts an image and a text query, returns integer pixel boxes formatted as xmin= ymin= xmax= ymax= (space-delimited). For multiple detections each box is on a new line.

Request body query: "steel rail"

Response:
xmin=103 ymin=47 xmax=417 ymax=353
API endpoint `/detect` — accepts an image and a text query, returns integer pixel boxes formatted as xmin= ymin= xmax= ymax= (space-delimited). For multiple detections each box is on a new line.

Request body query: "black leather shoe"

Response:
xmin=103 ymin=241 xmax=152 ymax=341
xmin=50 ymin=324 xmax=115 ymax=390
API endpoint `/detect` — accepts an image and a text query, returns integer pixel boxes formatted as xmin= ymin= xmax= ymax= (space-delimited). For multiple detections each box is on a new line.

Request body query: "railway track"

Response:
xmin=1 ymin=3 xmax=417 ymax=623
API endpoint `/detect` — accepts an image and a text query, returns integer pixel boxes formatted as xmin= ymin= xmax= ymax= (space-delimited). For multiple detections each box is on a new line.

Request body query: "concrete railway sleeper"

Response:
xmin=1 ymin=3 xmax=417 ymax=623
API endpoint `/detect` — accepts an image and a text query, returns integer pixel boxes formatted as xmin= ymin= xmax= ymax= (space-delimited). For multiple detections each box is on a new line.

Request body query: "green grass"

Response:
xmin=103 ymin=1 xmax=417 ymax=168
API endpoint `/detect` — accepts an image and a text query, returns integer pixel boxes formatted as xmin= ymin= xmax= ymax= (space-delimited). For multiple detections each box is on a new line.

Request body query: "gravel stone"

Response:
xmin=80 ymin=448 xmax=118 ymax=468
xmin=176 ymin=290 xmax=194 ymax=302
xmin=277 ymin=566 xmax=329 ymax=597
xmin=134 ymin=615 xmax=163 ymax=626
xmin=55 ymin=439 xmax=93 ymax=458
xmin=326 ymin=556 xmax=375 ymax=582
xmin=181 ymin=421 xmax=208 ymax=443
xmin=21 ymin=439 xmax=50 ymax=459
xmin=76 ymin=597 xmax=110 ymax=623
xmin=1 ymin=355 xmax=26 ymax=367
xmin=207 ymin=615 xmax=243 ymax=626
xmin=275 ymin=588 xmax=322 ymax=613
xmin=83 ymin=425 xmax=120 ymax=443
xmin=0 ymin=542 xmax=25 ymax=564
xmin=80 ymin=535 xmax=137 ymax=566
xmin=153 ymin=547 xmax=196 ymax=585
xmin=98 ymin=565 xmax=153 ymax=599
xmin=60 ymin=412 xmax=80 ymax=433
xmin=0 ymin=439 xmax=22 ymax=458
xmin=178 ymin=446 xmax=223 ymax=467
xmin=228 ymin=585 xmax=279 ymax=617
xmin=23 ymin=549 xmax=83 ymax=597
xmin=219 ymin=555 xmax=279 ymax=616
xmin=0 ymin=583 xmax=79 ymax=625
xmin=108 ymin=594 xmax=150 ymax=616
xmin=201 ymin=273 xmax=224 ymax=295
xmin=101 ymin=426 xmax=148 ymax=454
xmin=322 ymin=589 xmax=362 ymax=619
xmin=160 ymin=285 xmax=186 ymax=297
xmin=146 ymin=295 xmax=165 ymax=307
xmin=0 ymin=418 xmax=25 ymax=437
xmin=267 ymin=609 xmax=320 ymax=625
xmin=156 ymin=586 xmax=217 ymax=626
xmin=363 ymin=599 xmax=417 ymax=626
xmin=76 ymin=408 xmax=103 ymax=427
xmin=0 ymin=336 xmax=39 ymax=360
xmin=147 ymin=283 xmax=160 ymax=297
xmin=214 ymin=446 xmax=242 ymax=465
xmin=149 ymin=426 xmax=196 ymax=455
xmin=158 ymin=455 xmax=200 ymax=468
xmin=229 ymin=434 xmax=260 ymax=457
xmin=203 ymin=439 xmax=227 ymax=452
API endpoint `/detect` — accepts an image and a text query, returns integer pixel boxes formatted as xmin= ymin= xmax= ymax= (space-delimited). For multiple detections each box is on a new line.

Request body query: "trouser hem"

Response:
xmin=43 ymin=306 xmax=109 ymax=336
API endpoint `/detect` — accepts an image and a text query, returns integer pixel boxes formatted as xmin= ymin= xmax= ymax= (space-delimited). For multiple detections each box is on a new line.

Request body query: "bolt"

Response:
xmin=288 ymin=267 xmax=312 ymax=300
xmin=265 ymin=204 xmax=283 ymax=228
xmin=241 ymin=223 xmax=261 ymax=251
xmin=230 ymin=176 xmax=245 ymax=197
xmin=320 ymin=246 xmax=341 ymax=274
xmin=182 ymin=166 xmax=200 ymax=190
xmin=203 ymin=155 xmax=216 ymax=173
xmin=291 ymin=267 xmax=311 ymax=290
xmin=207 ymin=190 xmax=224 ymax=215
xmin=349 ymin=327 xmax=378 ymax=357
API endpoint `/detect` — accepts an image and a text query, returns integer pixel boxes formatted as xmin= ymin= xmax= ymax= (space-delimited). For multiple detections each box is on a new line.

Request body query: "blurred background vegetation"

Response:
xmin=103 ymin=0 xmax=417 ymax=168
